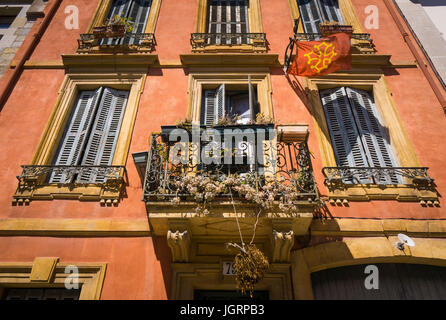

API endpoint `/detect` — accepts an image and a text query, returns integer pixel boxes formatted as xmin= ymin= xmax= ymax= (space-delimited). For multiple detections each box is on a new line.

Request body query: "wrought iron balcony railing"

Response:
xmin=16 ymin=165 xmax=126 ymax=190
xmin=322 ymin=167 xmax=434 ymax=187
xmin=143 ymin=125 xmax=318 ymax=204
xmin=190 ymin=33 xmax=267 ymax=49
xmin=77 ymin=33 xmax=156 ymax=52
xmin=293 ymin=32 xmax=373 ymax=42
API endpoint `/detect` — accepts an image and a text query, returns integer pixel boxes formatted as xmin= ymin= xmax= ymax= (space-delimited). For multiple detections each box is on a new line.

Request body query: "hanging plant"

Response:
xmin=228 ymin=243 xmax=269 ymax=298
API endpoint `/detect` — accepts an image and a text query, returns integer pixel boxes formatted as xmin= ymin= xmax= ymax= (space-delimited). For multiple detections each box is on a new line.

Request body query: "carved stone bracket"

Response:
xmin=271 ymin=230 xmax=295 ymax=263
xmin=167 ymin=230 xmax=191 ymax=263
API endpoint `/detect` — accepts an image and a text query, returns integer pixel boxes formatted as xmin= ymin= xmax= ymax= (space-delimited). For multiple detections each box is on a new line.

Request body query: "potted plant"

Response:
xmin=105 ymin=14 xmax=134 ymax=37
xmin=92 ymin=26 xmax=107 ymax=39
xmin=319 ymin=21 xmax=353 ymax=37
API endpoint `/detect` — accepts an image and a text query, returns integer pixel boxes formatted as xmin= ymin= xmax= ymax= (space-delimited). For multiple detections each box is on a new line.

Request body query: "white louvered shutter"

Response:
xmin=123 ymin=0 xmax=152 ymax=45
xmin=297 ymin=0 xmax=343 ymax=34
xmin=49 ymin=88 xmax=102 ymax=183
xmin=215 ymin=84 xmax=226 ymax=122
xmin=297 ymin=0 xmax=324 ymax=34
xmin=78 ymin=88 xmax=129 ymax=183
xmin=203 ymin=90 xmax=216 ymax=126
xmin=346 ymin=87 xmax=401 ymax=184
xmin=318 ymin=0 xmax=344 ymax=24
xmin=320 ymin=87 xmax=372 ymax=184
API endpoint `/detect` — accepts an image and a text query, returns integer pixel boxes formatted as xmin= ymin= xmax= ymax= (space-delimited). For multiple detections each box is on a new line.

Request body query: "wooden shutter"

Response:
xmin=297 ymin=0 xmax=343 ymax=34
xmin=123 ymin=0 xmax=152 ymax=45
xmin=297 ymin=0 xmax=324 ymax=34
xmin=320 ymin=87 xmax=372 ymax=184
xmin=207 ymin=0 xmax=248 ymax=45
xmin=215 ymin=84 xmax=226 ymax=122
xmin=318 ymin=0 xmax=344 ymax=24
xmin=78 ymin=88 xmax=129 ymax=183
xmin=49 ymin=88 xmax=102 ymax=183
xmin=202 ymin=84 xmax=225 ymax=125
xmin=203 ymin=90 xmax=216 ymax=126
xmin=346 ymin=87 xmax=400 ymax=184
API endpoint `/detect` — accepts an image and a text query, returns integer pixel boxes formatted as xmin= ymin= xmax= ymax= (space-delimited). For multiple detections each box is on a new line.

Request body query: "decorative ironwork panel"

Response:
xmin=77 ymin=33 xmax=156 ymax=52
xmin=17 ymin=165 xmax=126 ymax=191
xmin=190 ymin=33 xmax=266 ymax=49
xmin=143 ymin=126 xmax=318 ymax=203
xmin=322 ymin=167 xmax=433 ymax=187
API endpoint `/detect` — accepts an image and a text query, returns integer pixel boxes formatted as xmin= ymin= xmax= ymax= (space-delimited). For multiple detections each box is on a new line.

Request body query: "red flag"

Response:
xmin=288 ymin=32 xmax=352 ymax=77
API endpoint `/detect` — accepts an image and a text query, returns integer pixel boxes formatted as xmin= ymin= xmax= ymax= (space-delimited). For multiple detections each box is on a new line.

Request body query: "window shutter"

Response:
xmin=78 ymin=88 xmax=129 ymax=183
xmin=49 ymin=88 xmax=102 ymax=183
xmin=203 ymin=90 xmax=216 ymax=126
xmin=320 ymin=87 xmax=372 ymax=184
xmin=318 ymin=0 xmax=344 ymax=24
xmin=123 ymin=0 xmax=152 ymax=44
xmin=215 ymin=83 xmax=226 ymax=122
xmin=297 ymin=0 xmax=324 ymax=34
xmin=207 ymin=0 xmax=248 ymax=45
xmin=346 ymin=87 xmax=401 ymax=184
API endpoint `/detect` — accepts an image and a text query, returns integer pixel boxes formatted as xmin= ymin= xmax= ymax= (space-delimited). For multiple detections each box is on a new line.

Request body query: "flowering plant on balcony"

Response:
xmin=170 ymin=172 xmax=311 ymax=216
xmin=93 ymin=14 xmax=134 ymax=39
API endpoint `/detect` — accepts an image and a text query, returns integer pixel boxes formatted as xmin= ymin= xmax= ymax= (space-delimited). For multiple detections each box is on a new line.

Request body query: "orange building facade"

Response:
xmin=0 ymin=0 xmax=445 ymax=300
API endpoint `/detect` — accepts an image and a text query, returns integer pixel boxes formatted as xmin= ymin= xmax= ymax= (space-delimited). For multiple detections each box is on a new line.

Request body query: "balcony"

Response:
xmin=77 ymin=32 xmax=156 ymax=53
xmin=13 ymin=165 xmax=126 ymax=205
xmin=143 ymin=124 xmax=319 ymax=244
xmin=322 ymin=167 xmax=433 ymax=186
xmin=190 ymin=33 xmax=267 ymax=52
xmin=291 ymin=20 xmax=376 ymax=54
xmin=322 ymin=166 xmax=438 ymax=204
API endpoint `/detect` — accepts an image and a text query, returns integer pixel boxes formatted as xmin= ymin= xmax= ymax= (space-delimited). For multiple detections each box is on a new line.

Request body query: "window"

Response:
xmin=297 ymin=0 xmax=344 ymax=33
xmin=206 ymin=0 xmax=249 ymax=45
xmin=193 ymin=0 xmax=265 ymax=52
xmin=0 ymin=6 xmax=21 ymax=29
xmin=101 ymin=0 xmax=152 ymax=45
xmin=50 ymin=87 xmax=129 ymax=184
xmin=320 ymin=86 xmax=400 ymax=184
xmin=3 ymin=288 xmax=81 ymax=300
xmin=201 ymin=83 xmax=258 ymax=125
xmin=0 ymin=16 xmax=16 ymax=28
xmin=200 ymin=83 xmax=260 ymax=173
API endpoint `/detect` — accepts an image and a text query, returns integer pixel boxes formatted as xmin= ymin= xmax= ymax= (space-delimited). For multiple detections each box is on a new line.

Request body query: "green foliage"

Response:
xmin=105 ymin=14 xmax=134 ymax=32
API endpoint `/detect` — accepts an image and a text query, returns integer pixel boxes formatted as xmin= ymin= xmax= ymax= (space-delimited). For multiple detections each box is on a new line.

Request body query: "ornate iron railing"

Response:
xmin=322 ymin=167 xmax=433 ymax=186
xmin=293 ymin=32 xmax=373 ymax=42
xmin=143 ymin=126 xmax=318 ymax=203
xmin=77 ymin=33 xmax=156 ymax=52
xmin=17 ymin=165 xmax=126 ymax=190
xmin=190 ymin=33 xmax=266 ymax=49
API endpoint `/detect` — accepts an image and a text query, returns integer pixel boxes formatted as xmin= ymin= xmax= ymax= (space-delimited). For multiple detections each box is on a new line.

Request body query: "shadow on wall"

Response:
xmin=151 ymin=235 xmax=173 ymax=299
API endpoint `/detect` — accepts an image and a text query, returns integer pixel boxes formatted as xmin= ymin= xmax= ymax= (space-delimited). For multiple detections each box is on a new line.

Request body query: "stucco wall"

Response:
xmin=0 ymin=0 xmax=445 ymax=299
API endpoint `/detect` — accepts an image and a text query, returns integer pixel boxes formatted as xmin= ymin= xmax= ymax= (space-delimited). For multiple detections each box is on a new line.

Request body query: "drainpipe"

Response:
xmin=383 ymin=0 xmax=446 ymax=115
xmin=0 ymin=0 xmax=62 ymax=112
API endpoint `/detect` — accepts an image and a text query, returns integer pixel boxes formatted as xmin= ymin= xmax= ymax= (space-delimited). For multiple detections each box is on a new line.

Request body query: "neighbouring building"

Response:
xmin=0 ymin=0 xmax=47 ymax=76
xmin=0 ymin=0 xmax=446 ymax=300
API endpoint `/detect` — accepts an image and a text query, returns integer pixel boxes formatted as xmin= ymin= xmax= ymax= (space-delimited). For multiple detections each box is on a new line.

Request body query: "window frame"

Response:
xmin=0 ymin=259 xmax=106 ymax=300
xmin=194 ymin=0 xmax=265 ymax=52
xmin=306 ymin=74 xmax=438 ymax=202
xmin=87 ymin=0 xmax=162 ymax=34
xmin=288 ymin=0 xmax=364 ymax=33
xmin=187 ymin=72 xmax=273 ymax=123
xmin=13 ymin=74 xmax=146 ymax=204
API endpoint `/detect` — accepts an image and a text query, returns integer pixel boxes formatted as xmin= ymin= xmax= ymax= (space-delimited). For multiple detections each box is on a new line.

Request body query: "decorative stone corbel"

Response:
xmin=271 ymin=230 xmax=294 ymax=263
xmin=167 ymin=230 xmax=191 ymax=263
